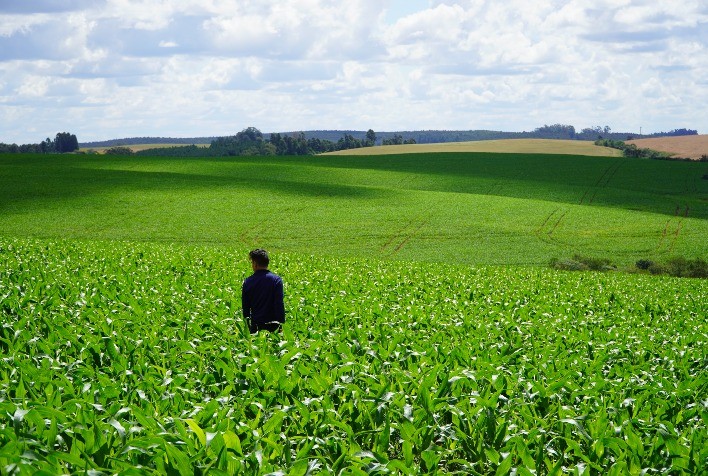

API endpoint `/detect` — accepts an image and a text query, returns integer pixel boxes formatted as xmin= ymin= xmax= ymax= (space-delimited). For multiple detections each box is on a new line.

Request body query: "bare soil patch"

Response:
xmin=626 ymin=135 xmax=708 ymax=160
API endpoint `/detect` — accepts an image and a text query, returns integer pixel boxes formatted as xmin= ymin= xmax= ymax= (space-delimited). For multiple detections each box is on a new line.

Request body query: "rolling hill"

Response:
xmin=1 ymin=151 xmax=705 ymax=266
xmin=324 ymin=139 xmax=622 ymax=157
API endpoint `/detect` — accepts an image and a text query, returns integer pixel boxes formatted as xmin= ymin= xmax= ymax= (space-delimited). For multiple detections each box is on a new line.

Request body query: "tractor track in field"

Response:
xmin=535 ymin=208 xmax=568 ymax=241
xmin=579 ymin=158 xmax=626 ymax=205
xmin=483 ymin=180 xmax=504 ymax=196
xmin=382 ymin=215 xmax=431 ymax=255
xmin=657 ymin=204 xmax=689 ymax=253
xmin=548 ymin=210 xmax=568 ymax=237
xmin=535 ymin=209 xmax=559 ymax=234
xmin=589 ymin=159 xmax=625 ymax=204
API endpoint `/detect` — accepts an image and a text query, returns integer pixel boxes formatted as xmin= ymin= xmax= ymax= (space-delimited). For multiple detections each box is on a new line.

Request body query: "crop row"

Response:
xmin=0 ymin=238 xmax=706 ymax=474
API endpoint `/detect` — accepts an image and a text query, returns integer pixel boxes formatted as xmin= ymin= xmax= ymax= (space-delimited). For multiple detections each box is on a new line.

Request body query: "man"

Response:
xmin=241 ymin=249 xmax=285 ymax=334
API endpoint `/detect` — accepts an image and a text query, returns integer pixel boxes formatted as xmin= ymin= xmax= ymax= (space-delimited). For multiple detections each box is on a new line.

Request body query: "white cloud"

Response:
xmin=0 ymin=0 xmax=705 ymax=143
xmin=0 ymin=13 xmax=51 ymax=37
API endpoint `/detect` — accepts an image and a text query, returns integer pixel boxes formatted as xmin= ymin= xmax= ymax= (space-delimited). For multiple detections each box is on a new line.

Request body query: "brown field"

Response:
xmin=626 ymin=135 xmax=708 ymax=160
xmin=80 ymin=143 xmax=209 ymax=153
xmin=323 ymin=139 xmax=622 ymax=157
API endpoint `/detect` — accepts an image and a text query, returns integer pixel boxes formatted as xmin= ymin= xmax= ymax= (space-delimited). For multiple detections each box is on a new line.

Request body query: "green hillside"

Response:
xmin=1 ymin=152 xmax=706 ymax=265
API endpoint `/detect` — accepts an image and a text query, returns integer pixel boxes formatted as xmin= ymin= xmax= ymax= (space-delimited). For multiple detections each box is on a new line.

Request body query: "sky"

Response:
xmin=0 ymin=0 xmax=706 ymax=143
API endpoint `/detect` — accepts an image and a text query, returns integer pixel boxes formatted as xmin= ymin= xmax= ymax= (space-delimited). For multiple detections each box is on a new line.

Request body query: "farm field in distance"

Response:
xmin=324 ymin=139 xmax=623 ymax=157
xmin=80 ymin=143 xmax=210 ymax=154
xmin=626 ymin=135 xmax=708 ymax=161
xmin=0 ymin=151 xmax=706 ymax=266
xmin=0 ymin=149 xmax=706 ymax=474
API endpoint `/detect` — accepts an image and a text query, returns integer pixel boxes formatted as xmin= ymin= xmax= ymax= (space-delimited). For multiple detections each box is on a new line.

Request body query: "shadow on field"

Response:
xmin=1 ymin=153 xmax=706 ymax=220
xmin=301 ymin=152 xmax=708 ymax=219
xmin=0 ymin=157 xmax=393 ymax=214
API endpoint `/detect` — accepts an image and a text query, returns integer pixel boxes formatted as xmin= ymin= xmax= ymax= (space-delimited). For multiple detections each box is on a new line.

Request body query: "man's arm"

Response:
xmin=241 ymin=281 xmax=250 ymax=319
xmin=274 ymin=277 xmax=285 ymax=322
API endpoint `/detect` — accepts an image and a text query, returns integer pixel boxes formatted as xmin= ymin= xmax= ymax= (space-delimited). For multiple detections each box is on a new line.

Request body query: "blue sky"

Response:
xmin=386 ymin=0 xmax=431 ymax=23
xmin=0 ymin=0 xmax=706 ymax=143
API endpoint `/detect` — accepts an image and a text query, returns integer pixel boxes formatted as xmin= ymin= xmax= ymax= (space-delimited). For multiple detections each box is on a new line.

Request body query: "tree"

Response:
xmin=269 ymin=133 xmax=286 ymax=155
xmin=235 ymin=127 xmax=263 ymax=143
xmin=38 ymin=137 xmax=53 ymax=153
xmin=365 ymin=129 xmax=376 ymax=147
xmin=533 ymin=124 xmax=576 ymax=139
xmin=337 ymin=134 xmax=363 ymax=150
xmin=104 ymin=146 xmax=134 ymax=155
xmin=382 ymin=134 xmax=403 ymax=146
xmin=209 ymin=127 xmax=267 ymax=156
xmin=54 ymin=132 xmax=79 ymax=152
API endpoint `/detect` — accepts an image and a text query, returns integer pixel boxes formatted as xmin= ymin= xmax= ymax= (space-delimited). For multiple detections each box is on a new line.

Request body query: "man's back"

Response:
xmin=242 ymin=268 xmax=285 ymax=332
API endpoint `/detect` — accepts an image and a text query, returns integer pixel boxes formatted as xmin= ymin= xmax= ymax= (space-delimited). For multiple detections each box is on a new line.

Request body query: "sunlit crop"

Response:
xmin=1 ymin=238 xmax=706 ymax=474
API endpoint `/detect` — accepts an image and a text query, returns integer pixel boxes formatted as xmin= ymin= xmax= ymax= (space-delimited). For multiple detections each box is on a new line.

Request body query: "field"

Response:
xmin=324 ymin=139 xmax=623 ymax=157
xmin=1 ymin=238 xmax=706 ymax=474
xmin=1 ymin=152 xmax=706 ymax=266
xmin=80 ymin=144 xmax=210 ymax=154
xmin=626 ymin=135 xmax=708 ymax=160
xmin=1 ymin=150 xmax=706 ymax=474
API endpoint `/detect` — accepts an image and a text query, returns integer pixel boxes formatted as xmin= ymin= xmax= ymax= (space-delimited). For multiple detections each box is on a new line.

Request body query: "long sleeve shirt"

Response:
xmin=241 ymin=269 xmax=285 ymax=325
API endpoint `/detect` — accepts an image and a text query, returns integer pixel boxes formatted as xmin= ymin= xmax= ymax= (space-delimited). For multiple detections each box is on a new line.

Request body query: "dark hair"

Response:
xmin=249 ymin=249 xmax=270 ymax=267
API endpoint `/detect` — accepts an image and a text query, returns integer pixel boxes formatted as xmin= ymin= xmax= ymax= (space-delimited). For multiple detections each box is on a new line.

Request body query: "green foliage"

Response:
xmin=53 ymin=132 xmax=79 ymax=153
xmin=0 ymin=132 xmax=79 ymax=154
xmin=103 ymin=146 xmax=134 ymax=155
xmin=635 ymin=259 xmax=654 ymax=270
xmin=209 ymin=127 xmax=273 ymax=156
xmin=132 ymin=127 xmax=380 ymax=156
xmin=365 ymin=129 xmax=377 ymax=147
xmin=555 ymin=255 xmax=708 ymax=278
xmin=0 ymin=237 xmax=706 ymax=474
xmin=549 ymin=257 xmax=588 ymax=271
xmin=571 ymin=254 xmax=615 ymax=271
xmin=662 ymin=257 xmax=708 ymax=278
xmin=594 ymin=139 xmax=672 ymax=160
xmin=382 ymin=134 xmax=417 ymax=145
xmin=631 ymin=257 xmax=708 ymax=278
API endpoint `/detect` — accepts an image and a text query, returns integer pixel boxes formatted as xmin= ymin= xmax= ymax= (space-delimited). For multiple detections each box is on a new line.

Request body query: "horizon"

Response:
xmin=75 ymin=125 xmax=702 ymax=147
xmin=1 ymin=1 xmax=706 ymax=144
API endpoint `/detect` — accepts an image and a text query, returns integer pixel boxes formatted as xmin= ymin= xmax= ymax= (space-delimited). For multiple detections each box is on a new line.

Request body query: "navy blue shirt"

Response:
xmin=241 ymin=269 xmax=285 ymax=325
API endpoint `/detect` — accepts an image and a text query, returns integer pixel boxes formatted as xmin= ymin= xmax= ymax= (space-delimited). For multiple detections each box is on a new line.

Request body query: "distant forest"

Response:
xmin=79 ymin=124 xmax=700 ymax=157
xmin=0 ymin=125 xmax=699 ymax=156
xmin=79 ymin=124 xmax=698 ymax=149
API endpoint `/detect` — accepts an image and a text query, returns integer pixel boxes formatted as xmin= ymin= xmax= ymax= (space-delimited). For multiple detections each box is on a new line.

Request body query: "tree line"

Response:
xmin=129 ymin=128 xmax=402 ymax=157
xmin=0 ymin=125 xmax=698 ymax=157
xmin=0 ymin=132 xmax=78 ymax=154
xmin=524 ymin=124 xmax=698 ymax=141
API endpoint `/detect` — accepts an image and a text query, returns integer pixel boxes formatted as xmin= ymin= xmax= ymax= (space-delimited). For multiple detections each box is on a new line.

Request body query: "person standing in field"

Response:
xmin=241 ymin=249 xmax=285 ymax=334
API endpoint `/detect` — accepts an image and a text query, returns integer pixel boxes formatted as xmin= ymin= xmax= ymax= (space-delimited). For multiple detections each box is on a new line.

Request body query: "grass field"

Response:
xmin=324 ymin=139 xmax=623 ymax=157
xmin=1 ymin=152 xmax=706 ymax=266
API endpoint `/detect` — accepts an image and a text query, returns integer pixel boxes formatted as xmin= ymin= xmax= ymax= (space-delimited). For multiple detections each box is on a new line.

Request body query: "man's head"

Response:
xmin=249 ymin=248 xmax=270 ymax=269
